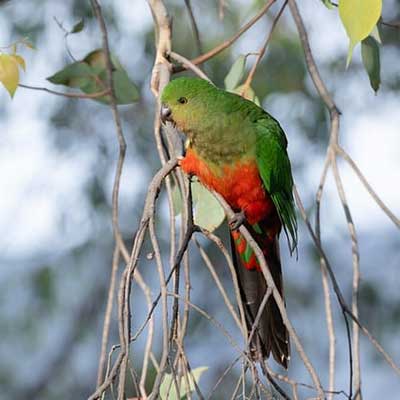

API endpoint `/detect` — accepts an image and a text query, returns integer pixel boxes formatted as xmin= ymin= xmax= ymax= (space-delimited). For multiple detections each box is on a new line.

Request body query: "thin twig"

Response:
xmin=294 ymin=188 xmax=400 ymax=377
xmin=90 ymin=1 xmax=128 ymax=396
xmin=315 ymin=158 xmax=336 ymax=400
xmin=169 ymin=51 xmax=212 ymax=82
xmin=184 ymin=0 xmax=203 ymax=55
xmin=212 ymin=191 xmax=325 ymax=398
xmin=19 ymin=83 xmax=110 ymax=99
xmin=241 ymin=0 xmax=287 ymax=97
xmin=259 ymin=360 xmax=292 ymax=400
xmin=206 ymin=356 xmax=241 ymax=400
xmin=195 ymin=239 xmax=244 ymax=333
xmin=97 ymin=247 xmax=120 ymax=387
xmin=136 ymin=270 xmax=155 ymax=398
xmin=148 ymin=217 xmax=170 ymax=400
xmin=331 ymin=157 xmax=361 ymax=400
xmin=336 ymin=146 xmax=400 ymax=229
xmin=173 ymin=0 xmax=276 ymax=72
xmin=88 ymin=159 xmax=178 ymax=400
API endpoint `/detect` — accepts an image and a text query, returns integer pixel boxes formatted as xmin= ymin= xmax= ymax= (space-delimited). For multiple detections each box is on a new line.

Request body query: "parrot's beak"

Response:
xmin=160 ymin=104 xmax=172 ymax=123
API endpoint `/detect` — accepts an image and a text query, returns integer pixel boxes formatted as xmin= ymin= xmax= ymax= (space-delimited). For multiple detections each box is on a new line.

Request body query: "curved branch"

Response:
xmin=173 ymin=0 xmax=276 ymax=72
xmin=337 ymin=146 xmax=400 ymax=228
xmin=19 ymin=83 xmax=110 ymax=99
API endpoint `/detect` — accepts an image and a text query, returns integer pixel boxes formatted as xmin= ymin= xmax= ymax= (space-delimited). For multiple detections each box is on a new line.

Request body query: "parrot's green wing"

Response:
xmin=255 ymin=116 xmax=298 ymax=253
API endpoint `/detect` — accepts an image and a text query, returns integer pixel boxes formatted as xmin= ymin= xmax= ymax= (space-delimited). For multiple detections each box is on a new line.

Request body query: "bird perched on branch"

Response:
xmin=160 ymin=77 xmax=297 ymax=368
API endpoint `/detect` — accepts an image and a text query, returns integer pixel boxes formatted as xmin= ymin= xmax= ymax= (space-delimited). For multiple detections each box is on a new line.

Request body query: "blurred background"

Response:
xmin=0 ymin=0 xmax=399 ymax=398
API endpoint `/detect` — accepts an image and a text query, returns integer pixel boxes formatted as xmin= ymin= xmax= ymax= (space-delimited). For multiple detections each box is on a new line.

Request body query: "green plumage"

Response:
xmin=255 ymin=118 xmax=298 ymax=253
xmin=162 ymin=77 xmax=296 ymax=367
xmin=161 ymin=77 xmax=298 ymax=252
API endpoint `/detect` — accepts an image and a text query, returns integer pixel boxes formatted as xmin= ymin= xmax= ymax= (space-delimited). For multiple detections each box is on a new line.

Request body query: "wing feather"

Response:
xmin=255 ymin=117 xmax=298 ymax=253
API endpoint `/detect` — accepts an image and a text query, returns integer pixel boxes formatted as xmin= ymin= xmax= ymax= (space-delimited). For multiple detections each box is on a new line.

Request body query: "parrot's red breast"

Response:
xmin=181 ymin=148 xmax=275 ymax=225
xmin=181 ymin=148 xmax=281 ymax=271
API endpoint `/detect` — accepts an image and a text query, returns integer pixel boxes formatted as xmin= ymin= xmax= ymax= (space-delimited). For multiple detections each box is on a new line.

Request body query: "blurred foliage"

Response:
xmin=1 ymin=1 xmax=399 ymax=399
xmin=47 ymin=49 xmax=140 ymax=104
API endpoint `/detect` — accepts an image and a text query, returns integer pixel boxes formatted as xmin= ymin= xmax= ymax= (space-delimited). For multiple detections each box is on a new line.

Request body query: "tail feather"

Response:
xmin=230 ymin=223 xmax=290 ymax=368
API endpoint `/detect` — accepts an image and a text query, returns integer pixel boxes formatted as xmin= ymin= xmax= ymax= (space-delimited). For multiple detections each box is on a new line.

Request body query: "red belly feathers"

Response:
xmin=180 ymin=148 xmax=274 ymax=225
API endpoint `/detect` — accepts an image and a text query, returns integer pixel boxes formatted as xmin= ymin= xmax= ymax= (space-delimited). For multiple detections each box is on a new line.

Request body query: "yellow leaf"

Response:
xmin=0 ymin=54 xmax=20 ymax=97
xmin=11 ymin=54 xmax=26 ymax=71
xmin=339 ymin=0 xmax=382 ymax=67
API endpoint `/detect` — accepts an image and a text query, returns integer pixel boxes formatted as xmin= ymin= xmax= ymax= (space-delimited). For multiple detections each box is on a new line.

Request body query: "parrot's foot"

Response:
xmin=228 ymin=211 xmax=246 ymax=231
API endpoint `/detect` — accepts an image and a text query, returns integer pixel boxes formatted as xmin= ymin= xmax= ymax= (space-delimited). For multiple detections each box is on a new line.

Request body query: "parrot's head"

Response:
xmin=160 ymin=77 xmax=215 ymax=135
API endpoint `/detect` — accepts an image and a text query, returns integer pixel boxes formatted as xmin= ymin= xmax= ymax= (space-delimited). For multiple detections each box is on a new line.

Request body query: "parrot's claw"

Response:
xmin=229 ymin=211 xmax=246 ymax=231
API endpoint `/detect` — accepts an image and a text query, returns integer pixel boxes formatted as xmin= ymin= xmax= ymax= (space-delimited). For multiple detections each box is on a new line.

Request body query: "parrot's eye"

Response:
xmin=178 ymin=97 xmax=188 ymax=104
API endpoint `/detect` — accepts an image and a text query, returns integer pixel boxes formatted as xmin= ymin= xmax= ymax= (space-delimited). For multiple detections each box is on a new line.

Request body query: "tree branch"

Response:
xmin=173 ymin=0 xmax=276 ymax=73
xmin=19 ymin=83 xmax=110 ymax=99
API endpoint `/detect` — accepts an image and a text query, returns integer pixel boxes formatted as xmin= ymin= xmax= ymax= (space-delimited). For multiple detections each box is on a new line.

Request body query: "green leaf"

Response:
xmin=224 ymin=55 xmax=246 ymax=91
xmin=112 ymin=69 xmax=140 ymax=104
xmin=339 ymin=0 xmax=382 ymax=67
xmin=233 ymin=84 xmax=261 ymax=106
xmin=321 ymin=0 xmax=335 ymax=9
xmin=0 ymin=53 xmax=20 ymax=97
xmin=47 ymin=50 xmax=139 ymax=104
xmin=160 ymin=366 xmax=208 ymax=400
xmin=47 ymin=62 xmax=93 ymax=86
xmin=192 ymin=181 xmax=225 ymax=232
xmin=171 ymin=181 xmax=225 ymax=232
xmin=361 ymin=36 xmax=380 ymax=93
xmin=71 ymin=18 xmax=84 ymax=34
xmin=83 ymin=49 xmax=107 ymax=73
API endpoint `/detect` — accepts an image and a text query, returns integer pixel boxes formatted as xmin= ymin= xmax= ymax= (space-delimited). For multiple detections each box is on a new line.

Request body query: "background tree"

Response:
xmin=0 ymin=0 xmax=399 ymax=399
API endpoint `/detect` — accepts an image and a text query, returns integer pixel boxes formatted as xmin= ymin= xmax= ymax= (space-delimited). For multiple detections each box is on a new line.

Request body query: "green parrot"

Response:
xmin=160 ymin=77 xmax=297 ymax=368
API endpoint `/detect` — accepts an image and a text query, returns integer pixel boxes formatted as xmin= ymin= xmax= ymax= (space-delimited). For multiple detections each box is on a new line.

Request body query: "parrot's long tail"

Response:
xmin=230 ymin=220 xmax=290 ymax=368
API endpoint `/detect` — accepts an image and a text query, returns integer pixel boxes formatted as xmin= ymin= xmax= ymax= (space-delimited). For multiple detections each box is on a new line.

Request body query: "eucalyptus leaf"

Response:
xmin=0 ymin=53 xmax=20 ymax=97
xmin=233 ymin=84 xmax=261 ymax=106
xmin=192 ymin=181 xmax=225 ymax=232
xmin=47 ymin=62 xmax=93 ymax=87
xmin=112 ymin=69 xmax=139 ymax=104
xmin=224 ymin=55 xmax=246 ymax=91
xmin=339 ymin=0 xmax=382 ymax=67
xmin=160 ymin=366 xmax=208 ymax=400
xmin=320 ymin=0 xmax=335 ymax=9
xmin=361 ymin=36 xmax=380 ymax=93
xmin=47 ymin=50 xmax=139 ymax=104
xmin=71 ymin=18 xmax=84 ymax=34
xmin=83 ymin=49 xmax=106 ymax=73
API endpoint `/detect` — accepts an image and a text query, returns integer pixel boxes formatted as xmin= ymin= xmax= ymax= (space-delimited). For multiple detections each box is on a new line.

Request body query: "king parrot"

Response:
xmin=160 ymin=77 xmax=297 ymax=368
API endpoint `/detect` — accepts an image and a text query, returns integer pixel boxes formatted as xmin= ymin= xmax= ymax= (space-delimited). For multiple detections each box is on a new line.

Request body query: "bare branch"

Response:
xmin=89 ymin=1 xmax=129 ymax=397
xmin=184 ymin=0 xmax=203 ymax=55
xmin=195 ymin=238 xmax=244 ymax=334
xmin=212 ymin=191 xmax=325 ymax=398
xmin=331 ymin=156 xmax=361 ymax=399
xmin=19 ymin=83 xmax=110 ymax=99
xmin=169 ymin=51 xmax=212 ymax=82
xmin=173 ymin=0 xmax=276 ymax=72
xmin=294 ymin=187 xmax=400 ymax=377
xmin=241 ymin=0 xmax=287 ymax=97
xmin=97 ymin=247 xmax=120 ymax=386
xmin=337 ymin=146 xmax=400 ymax=228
